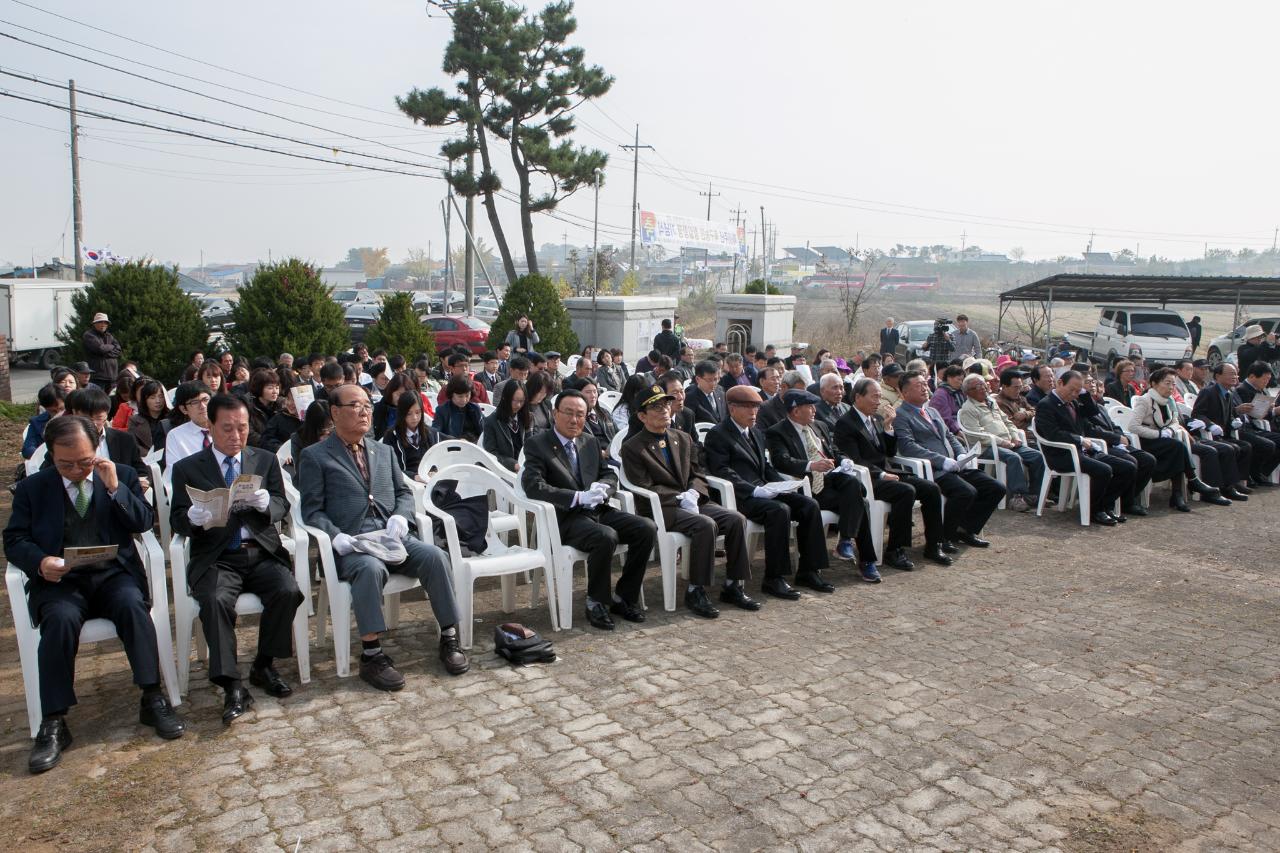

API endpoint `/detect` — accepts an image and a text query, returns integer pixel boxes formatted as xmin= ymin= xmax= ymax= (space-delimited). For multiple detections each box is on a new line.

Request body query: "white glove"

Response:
xmin=187 ymin=503 xmax=213 ymax=527
xmin=576 ymin=489 xmax=606 ymax=509
xmin=838 ymin=458 xmax=858 ymax=475
xmin=588 ymin=481 xmax=611 ymax=498
xmin=678 ymin=492 xmax=699 ymax=513
xmin=751 ymin=485 xmax=774 ymax=499
xmin=1112 ymin=443 xmax=1129 ymax=455
xmin=385 ymin=514 xmax=409 ymax=540
xmin=1209 ymin=423 xmax=1224 ymax=436
xmin=1230 ymin=418 xmax=1243 ymax=430
xmin=1159 ymin=428 xmax=1173 ymax=439
xmin=245 ymin=488 xmax=270 ymax=512
xmin=941 ymin=458 xmax=959 ymax=472
xmin=332 ymin=533 xmax=357 ymax=556
xmin=1186 ymin=419 xmax=1205 ymax=432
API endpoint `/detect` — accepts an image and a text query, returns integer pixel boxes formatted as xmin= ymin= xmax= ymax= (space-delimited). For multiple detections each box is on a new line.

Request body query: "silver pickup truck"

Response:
xmin=1066 ymin=306 xmax=1194 ymax=366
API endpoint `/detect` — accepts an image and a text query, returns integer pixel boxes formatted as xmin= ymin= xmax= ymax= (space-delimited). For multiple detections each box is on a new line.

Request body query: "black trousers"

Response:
xmin=30 ymin=567 xmax=159 ymax=715
xmin=813 ymin=472 xmax=878 ymax=561
xmin=559 ymin=506 xmax=656 ymax=605
xmin=936 ymin=469 xmax=1006 ymax=538
xmin=1240 ymin=429 xmax=1280 ymax=479
xmin=1122 ymin=448 xmax=1155 ymax=505
xmin=870 ymin=475 xmax=941 ymax=550
xmin=192 ymin=549 xmax=304 ymax=686
xmin=1140 ymin=436 xmax=1194 ymax=482
xmin=1059 ymin=451 xmax=1135 ymax=508
xmin=740 ymin=490 xmax=828 ymax=579
xmin=666 ymin=501 xmax=749 ymax=586
xmin=1192 ymin=439 xmax=1238 ymax=487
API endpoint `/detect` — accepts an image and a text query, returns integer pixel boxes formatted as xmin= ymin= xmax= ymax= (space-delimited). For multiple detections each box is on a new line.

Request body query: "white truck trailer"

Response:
xmin=0 ymin=279 xmax=89 ymax=368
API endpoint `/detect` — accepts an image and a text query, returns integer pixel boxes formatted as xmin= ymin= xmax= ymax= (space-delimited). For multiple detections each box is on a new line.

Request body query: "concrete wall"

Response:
xmin=714 ymin=293 xmax=796 ymax=351
xmin=563 ymin=296 xmax=677 ymax=357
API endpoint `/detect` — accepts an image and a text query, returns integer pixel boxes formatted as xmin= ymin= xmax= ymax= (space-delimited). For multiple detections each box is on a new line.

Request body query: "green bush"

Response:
xmin=365 ymin=292 xmax=436 ymax=360
xmin=229 ymin=259 xmax=350 ymax=359
xmin=56 ymin=260 xmax=208 ymax=382
xmin=486 ymin=274 xmax=580 ymax=354
xmin=744 ymin=278 xmax=781 ymax=295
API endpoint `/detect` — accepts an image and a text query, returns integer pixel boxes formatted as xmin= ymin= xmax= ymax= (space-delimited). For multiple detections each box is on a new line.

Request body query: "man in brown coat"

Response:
xmin=620 ymin=385 xmax=758 ymax=619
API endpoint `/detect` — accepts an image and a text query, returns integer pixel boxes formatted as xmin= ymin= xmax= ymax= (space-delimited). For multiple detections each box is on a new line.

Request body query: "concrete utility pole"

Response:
xmin=699 ymin=181 xmax=720 ymax=220
xmin=729 ymin=206 xmax=745 ymax=293
xmin=69 ymin=79 xmax=84 ymax=282
xmin=760 ymin=206 xmax=768 ymax=286
xmin=620 ymin=125 xmax=653 ymax=273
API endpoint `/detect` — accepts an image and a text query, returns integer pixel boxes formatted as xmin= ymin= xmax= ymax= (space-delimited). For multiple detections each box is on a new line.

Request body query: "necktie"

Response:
xmin=223 ymin=455 xmax=242 ymax=550
xmin=865 ymin=415 xmax=881 ymax=449
xmin=201 ymin=429 xmax=211 ymax=449
xmin=801 ymin=426 xmax=826 ymax=494
xmin=74 ymin=480 xmax=90 ymax=518
xmin=661 ymin=433 xmax=678 ymax=474
xmin=347 ymin=442 xmax=369 ymax=483
xmin=564 ymin=439 xmax=582 ymax=486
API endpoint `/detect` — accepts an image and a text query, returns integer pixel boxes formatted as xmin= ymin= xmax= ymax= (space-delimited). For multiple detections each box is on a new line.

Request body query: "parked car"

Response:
xmin=1206 ymin=317 xmax=1280 ymax=367
xmin=894 ymin=319 xmax=957 ymax=363
xmin=425 ymin=291 xmax=466 ymax=314
xmin=425 ymin=314 xmax=490 ymax=355
xmin=473 ymin=298 xmax=500 ymax=322
xmin=344 ymin=303 xmax=381 ymax=343
xmin=1065 ymin=306 xmax=1192 ymax=366
xmin=331 ymin=288 xmax=380 ymax=307
xmin=198 ymin=296 xmax=235 ymax=331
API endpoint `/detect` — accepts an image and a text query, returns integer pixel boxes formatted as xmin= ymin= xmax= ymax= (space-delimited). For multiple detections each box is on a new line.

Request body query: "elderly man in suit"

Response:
xmin=686 ymin=359 xmax=728 ymax=424
xmin=522 ymin=390 xmax=657 ymax=630
xmin=704 ymin=385 xmax=832 ymax=598
xmin=766 ymin=390 xmax=881 ymax=583
xmin=894 ymin=370 xmax=1006 ymax=548
xmin=170 ymin=394 xmax=304 ymax=724
xmin=815 ymin=372 xmax=850 ymax=429
xmin=5 ymin=416 xmax=184 ymax=773
xmin=835 ymin=378 xmax=947 ymax=568
xmin=621 ymin=384 xmax=758 ymax=618
xmin=299 ymin=383 xmax=468 ymax=690
xmin=1034 ymin=370 xmax=1137 ymax=526
xmin=1192 ymin=362 xmax=1277 ymax=487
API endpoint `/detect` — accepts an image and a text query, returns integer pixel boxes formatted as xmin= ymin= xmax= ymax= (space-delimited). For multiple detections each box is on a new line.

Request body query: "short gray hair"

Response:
xmin=961 ymin=374 xmax=986 ymax=392
xmin=820 ymin=373 xmax=844 ymax=390
xmin=780 ymin=370 xmax=806 ymax=389
xmin=820 ymin=359 xmax=837 ymax=374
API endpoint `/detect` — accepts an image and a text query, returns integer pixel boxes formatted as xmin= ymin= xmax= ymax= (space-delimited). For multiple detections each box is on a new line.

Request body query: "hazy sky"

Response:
xmin=2 ymin=0 xmax=1278 ymax=270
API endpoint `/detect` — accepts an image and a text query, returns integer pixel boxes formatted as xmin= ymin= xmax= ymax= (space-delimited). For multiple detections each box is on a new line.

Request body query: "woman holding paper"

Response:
xmin=1131 ymin=367 xmax=1230 ymax=510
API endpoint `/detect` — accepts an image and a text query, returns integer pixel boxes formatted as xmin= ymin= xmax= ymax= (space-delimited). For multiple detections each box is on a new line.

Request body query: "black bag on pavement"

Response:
xmin=494 ymin=623 xmax=556 ymax=665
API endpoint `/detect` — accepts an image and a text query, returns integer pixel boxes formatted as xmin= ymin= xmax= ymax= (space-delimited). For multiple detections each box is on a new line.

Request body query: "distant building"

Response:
xmin=320 ymin=268 xmax=366 ymax=289
xmin=1064 ymin=252 xmax=1137 ymax=273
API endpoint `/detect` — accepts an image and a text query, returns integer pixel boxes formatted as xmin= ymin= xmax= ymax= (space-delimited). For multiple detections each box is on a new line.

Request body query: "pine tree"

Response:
xmin=229 ymin=259 xmax=350 ymax=359
xmin=487 ymin=273 xmax=579 ymax=353
xmin=365 ymin=292 xmax=436 ymax=360
xmin=56 ymin=260 xmax=207 ymax=382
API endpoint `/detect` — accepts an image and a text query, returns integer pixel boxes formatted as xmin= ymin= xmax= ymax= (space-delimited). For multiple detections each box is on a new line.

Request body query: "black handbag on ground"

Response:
xmin=494 ymin=623 xmax=556 ymax=665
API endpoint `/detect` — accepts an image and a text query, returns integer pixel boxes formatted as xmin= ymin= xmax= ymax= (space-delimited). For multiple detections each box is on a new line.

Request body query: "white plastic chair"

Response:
xmin=960 ymin=426 xmax=1009 ymax=509
xmin=7 ymin=532 xmax=181 ymax=737
xmin=1029 ymin=421 xmax=1092 ymax=525
xmin=165 ymin=387 xmax=177 ymax=409
xmin=598 ymin=390 xmax=622 ymax=413
xmin=1104 ymin=405 xmax=1151 ymax=507
xmin=142 ymin=447 xmax=163 ymax=468
xmin=170 ymin=525 xmax=312 ymax=693
xmin=418 ymin=440 xmax=521 ymax=537
xmin=275 ymin=442 xmax=293 ymax=472
xmin=421 ymin=464 xmax=556 ymax=648
xmin=148 ymin=459 xmax=173 ymax=555
xmin=476 ymin=402 xmax=496 ymax=418
xmin=25 ymin=442 xmax=48 ymax=477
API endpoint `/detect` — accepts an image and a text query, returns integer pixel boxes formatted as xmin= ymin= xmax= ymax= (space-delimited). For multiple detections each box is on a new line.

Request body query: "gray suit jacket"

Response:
xmin=893 ymin=403 xmax=965 ymax=471
xmin=299 ymin=432 xmax=415 ymax=539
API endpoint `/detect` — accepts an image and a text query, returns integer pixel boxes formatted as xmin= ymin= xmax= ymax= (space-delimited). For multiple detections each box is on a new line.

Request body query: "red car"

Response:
xmin=425 ymin=314 xmax=491 ymax=355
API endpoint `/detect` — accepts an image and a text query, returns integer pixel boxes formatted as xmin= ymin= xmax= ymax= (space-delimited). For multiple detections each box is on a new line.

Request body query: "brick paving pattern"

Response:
xmin=0 ymin=492 xmax=1278 ymax=851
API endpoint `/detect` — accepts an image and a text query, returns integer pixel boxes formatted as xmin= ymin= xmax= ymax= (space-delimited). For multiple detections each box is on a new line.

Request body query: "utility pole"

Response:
xmin=759 ymin=207 xmax=769 ymax=286
xmin=620 ymin=125 xmax=653 ymax=273
xmin=699 ymin=181 xmax=720 ymax=220
xmin=1272 ymin=226 xmax=1278 ymax=252
xmin=69 ymin=79 xmax=84 ymax=282
xmin=960 ymin=230 xmax=967 ymax=252
xmin=729 ymin=206 xmax=745 ymax=293
xmin=591 ymin=172 xmax=601 ymax=344
xmin=463 ymin=126 xmax=475 ymax=315
xmin=562 ymin=232 xmax=568 ymax=278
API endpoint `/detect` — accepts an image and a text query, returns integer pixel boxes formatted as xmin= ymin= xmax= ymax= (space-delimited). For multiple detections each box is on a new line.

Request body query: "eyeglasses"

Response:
xmin=334 ymin=402 xmax=374 ymax=414
xmin=556 ymin=410 xmax=587 ymax=420
xmin=183 ymin=397 xmax=210 ymax=408
xmin=52 ymin=456 xmax=95 ymax=471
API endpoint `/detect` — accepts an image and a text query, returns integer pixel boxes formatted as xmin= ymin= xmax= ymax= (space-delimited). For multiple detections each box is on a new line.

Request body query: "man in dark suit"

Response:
xmin=5 ymin=416 xmax=184 ymax=773
xmin=652 ymin=318 xmax=682 ymax=361
xmin=704 ymin=385 xmax=832 ymax=598
xmin=170 ymin=394 xmax=304 ymax=724
xmin=756 ymin=370 xmax=808 ymax=430
xmin=521 ymin=389 xmax=657 ymax=630
xmin=835 ymin=378 xmax=945 ymax=568
xmin=717 ymin=353 xmax=752 ymax=392
xmin=621 ymin=385 xmax=758 ymax=618
xmin=1192 ymin=362 xmax=1277 ymax=486
xmin=476 ymin=351 xmax=502 ymax=393
xmin=1034 ymin=370 xmax=1137 ymax=525
xmin=1079 ymin=378 xmax=1157 ymax=515
xmin=894 ymin=371 xmax=1006 ymax=547
xmin=766 ymin=391 xmax=881 ymax=583
xmin=879 ymin=318 xmax=900 ymax=357
xmin=686 ymin=359 xmax=728 ymax=424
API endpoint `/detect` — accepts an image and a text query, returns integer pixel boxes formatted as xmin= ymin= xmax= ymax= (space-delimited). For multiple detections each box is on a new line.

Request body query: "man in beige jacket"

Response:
xmin=957 ymin=374 xmax=1043 ymax=511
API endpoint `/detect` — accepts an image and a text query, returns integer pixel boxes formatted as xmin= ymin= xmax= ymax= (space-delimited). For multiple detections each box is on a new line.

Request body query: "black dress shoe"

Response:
xmin=1112 ymin=512 xmax=1128 ymax=523
xmin=719 ymin=583 xmax=761 ymax=610
xmin=1169 ymin=492 xmax=1191 ymax=512
xmin=585 ymin=601 xmax=615 ymax=630
xmin=922 ymin=544 xmax=954 ymax=566
xmin=140 ymin=692 xmax=186 ymax=739
xmin=1091 ymin=511 xmax=1117 ymax=526
xmin=1236 ymin=483 xmax=1253 ymax=495
xmin=1224 ymin=488 xmax=1248 ymax=501
xmin=939 ymin=541 xmax=960 ymax=555
xmin=249 ymin=664 xmax=293 ymax=698
xmin=1203 ymin=493 xmax=1233 ymax=506
xmin=609 ymin=599 xmax=646 ymax=623
xmin=221 ymin=685 xmax=255 ymax=725
xmin=28 ymin=717 xmax=71 ymax=774
xmin=955 ymin=532 xmax=990 ymax=548
xmin=1122 ymin=504 xmax=1148 ymax=517
xmin=684 ymin=586 xmax=720 ymax=619
xmin=359 ymin=651 xmax=406 ymax=691
xmin=884 ymin=547 xmax=915 ymax=571
xmin=1253 ymin=479 xmax=1278 ymax=488
xmin=438 ymin=631 xmax=470 ymax=675
xmin=761 ymin=577 xmax=801 ymax=600
xmin=794 ymin=572 xmax=835 ymax=593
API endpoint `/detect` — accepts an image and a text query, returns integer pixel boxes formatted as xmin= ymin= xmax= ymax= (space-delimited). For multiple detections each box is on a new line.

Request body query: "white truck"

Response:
xmin=1065 ymin=306 xmax=1194 ymax=366
xmin=0 ymin=279 xmax=88 ymax=368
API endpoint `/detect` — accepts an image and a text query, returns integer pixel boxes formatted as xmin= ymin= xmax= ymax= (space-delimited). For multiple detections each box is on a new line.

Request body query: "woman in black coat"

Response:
xmin=481 ymin=378 xmax=530 ymax=471
xmin=431 ymin=375 xmax=484 ymax=442
xmin=383 ymin=392 xmax=443 ymax=479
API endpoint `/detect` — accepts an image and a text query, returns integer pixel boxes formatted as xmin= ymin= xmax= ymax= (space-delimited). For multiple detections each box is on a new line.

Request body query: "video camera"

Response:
xmin=933 ymin=317 xmax=952 ymax=334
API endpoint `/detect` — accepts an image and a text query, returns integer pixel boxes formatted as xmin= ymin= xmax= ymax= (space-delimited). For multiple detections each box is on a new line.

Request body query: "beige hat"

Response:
xmin=92 ymin=312 xmax=109 ymax=324
xmin=1243 ymin=324 xmax=1265 ymax=341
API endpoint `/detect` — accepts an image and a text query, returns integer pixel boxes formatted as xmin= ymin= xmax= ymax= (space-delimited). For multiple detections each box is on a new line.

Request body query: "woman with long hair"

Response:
xmin=613 ymin=373 xmax=651 ymax=433
xmin=373 ymin=371 xmax=414 ymax=439
xmin=481 ymin=377 xmax=530 ymax=471
xmin=432 ymin=376 xmax=484 ymax=441
xmin=287 ymin=400 xmax=333 ymax=478
xmin=383 ymin=391 xmax=442 ymax=479
xmin=127 ymin=378 xmax=169 ymax=456
xmin=246 ymin=368 xmax=281 ymax=448
xmin=262 ymin=383 xmax=303 ymax=453
xmin=109 ymin=372 xmax=137 ymax=427
xmin=504 ymin=314 xmax=540 ymax=355
xmin=198 ymin=360 xmax=226 ymax=396
xmin=524 ymin=371 xmax=555 ymax=433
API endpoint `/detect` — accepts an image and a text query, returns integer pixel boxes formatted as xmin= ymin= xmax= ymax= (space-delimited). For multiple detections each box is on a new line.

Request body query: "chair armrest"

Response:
xmin=419 ymin=495 xmax=462 ymax=562
xmin=617 ymin=475 xmax=665 ymax=528
xmin=169 ymin=534 xmax=191 ymax=595
xmin=704 ymin=475 xmax=736 ymax=511
xmin=778 ymin=471 xmax=813 ymax=497
xmin=891 ymin=455 xmax=931 ymax=479
xmin=5 ymin=564 xmax=35 ymax=632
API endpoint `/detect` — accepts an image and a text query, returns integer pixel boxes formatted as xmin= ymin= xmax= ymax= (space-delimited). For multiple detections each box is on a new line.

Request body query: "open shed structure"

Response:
xmin=996 ymin=273 xmax=1280 ymax=348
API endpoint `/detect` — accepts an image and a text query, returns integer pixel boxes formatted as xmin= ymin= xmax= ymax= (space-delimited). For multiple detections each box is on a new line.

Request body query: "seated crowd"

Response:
xmin=8 ymin=316 xmax=1278 ymax=775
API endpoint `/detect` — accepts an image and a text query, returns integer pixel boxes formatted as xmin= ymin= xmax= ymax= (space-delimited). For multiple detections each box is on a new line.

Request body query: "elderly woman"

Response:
xmin=1105 ymin=358 xmax=1142 ymax=405
xmin=594 ymin=348 xmax=623 ymax=392
xmin=1131 ymin=366 xmax=1232 ymax=509
xmin=926 ymin=364 xmax=966 ymax=433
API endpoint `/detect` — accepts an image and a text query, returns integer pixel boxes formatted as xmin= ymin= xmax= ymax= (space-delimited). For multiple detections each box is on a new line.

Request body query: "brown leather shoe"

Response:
xmin=439 ymin=632 xmax=470 ymax=676
xmin=359 ymin=652 xmax=406 ymax=691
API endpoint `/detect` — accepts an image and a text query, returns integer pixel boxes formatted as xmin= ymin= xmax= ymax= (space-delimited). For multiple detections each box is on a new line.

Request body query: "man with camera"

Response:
xmin=921 ymin=318 xmax=955 ymax=366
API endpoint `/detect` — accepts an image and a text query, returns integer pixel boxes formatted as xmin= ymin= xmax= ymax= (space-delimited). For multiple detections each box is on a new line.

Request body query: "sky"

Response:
xmin=1 ymin=0 xmax=1278 ymax=271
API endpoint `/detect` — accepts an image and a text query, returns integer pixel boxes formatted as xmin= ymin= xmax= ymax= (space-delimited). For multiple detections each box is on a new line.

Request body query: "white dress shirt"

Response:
xmin=164 ymin=421 xmax=209 ymax=484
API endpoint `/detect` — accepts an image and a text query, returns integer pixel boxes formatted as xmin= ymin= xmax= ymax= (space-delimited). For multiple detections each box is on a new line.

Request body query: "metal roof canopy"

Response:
xmin=996 ymin=273 xmax=1280 ymax=349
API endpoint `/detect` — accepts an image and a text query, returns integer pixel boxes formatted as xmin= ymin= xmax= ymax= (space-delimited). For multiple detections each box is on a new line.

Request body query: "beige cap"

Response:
xmin=92 ymin=312 xmax=109 ymax=324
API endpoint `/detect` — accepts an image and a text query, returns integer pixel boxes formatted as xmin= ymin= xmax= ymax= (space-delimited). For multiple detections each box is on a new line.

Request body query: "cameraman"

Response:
xmin=922 ymin=319 xmax=955 ymax=365
xmin=951 ymin=314 xmax=981 ymax=360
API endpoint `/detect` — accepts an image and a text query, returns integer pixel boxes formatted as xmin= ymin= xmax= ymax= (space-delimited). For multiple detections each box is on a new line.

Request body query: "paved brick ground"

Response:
xmin=1 ymin=485 xmax=1278 ymax=851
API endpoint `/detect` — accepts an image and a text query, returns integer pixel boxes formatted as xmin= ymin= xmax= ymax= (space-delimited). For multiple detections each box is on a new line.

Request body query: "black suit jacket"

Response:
xmin=4 ymin=464 xmax=152 ymax=588
xmin=766 ymin=418 xmax=841 ymax=479
xmin=1191 ymin=383 xmax=1243 ymax=431
xmin=879 ymin=327 xmax=899 ymax=354
xmin=833 ymin=408 xmax=897 ymax=479
xmin=685 ymin=384 xmax=727 ymax=424
xmin=169 ymin=447 xmax=289 ymax=588
xmin=755 ymin=393 xmax=790 ymax=431
xmin=481 ymin=412 xmax=525 ymax=472
xmin=1034 ymin=392 xmax=1116 ymax=467
xmin=704 ymin=419 xmax=780 ymax=503
xmin=520 ymin=428 xmax=618 ymax=517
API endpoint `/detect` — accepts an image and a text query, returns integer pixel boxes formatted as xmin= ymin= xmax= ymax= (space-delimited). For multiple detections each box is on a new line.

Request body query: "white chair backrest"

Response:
xmin=419 ymin=439 xmax=512 ymax=483
xmin=566 ymin=354 xmax=580 ymax=373
xmin=694 ymin=422 xmax=714 ymax=444
xmin=142 ymin=446 xmax=163 ymax=467
xmin=476 ymin=402 xmax=496 ymax=417
xmin=25 ymin=442 xmax=48 ymax=477
xmin=1108 ymin=405 xmax=1135 ymax=431
xmin=276 ymin=442 xmax=292 ymax=470
xmin=165 ymin=387 xmax=177 ymax=408
xmin=609 ymin=425 xmax=629 ymax=462
xmin=598 ymin=389 xmax=622 ymax=413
